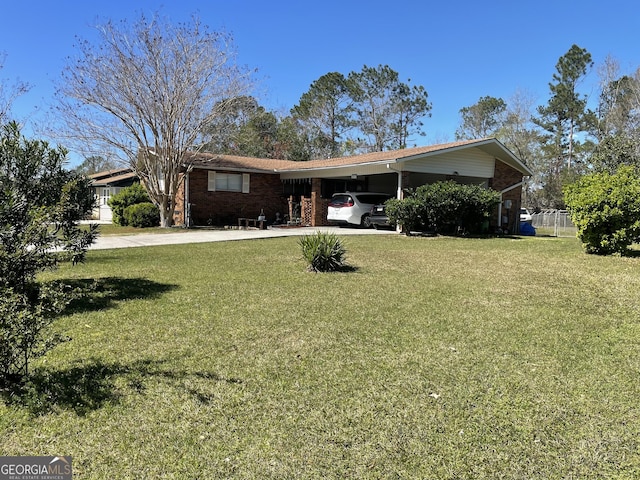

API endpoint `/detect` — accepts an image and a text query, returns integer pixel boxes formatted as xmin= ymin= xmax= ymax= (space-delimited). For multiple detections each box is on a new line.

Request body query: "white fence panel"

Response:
xmin=531 ymin=211 xmax=576 ymax=237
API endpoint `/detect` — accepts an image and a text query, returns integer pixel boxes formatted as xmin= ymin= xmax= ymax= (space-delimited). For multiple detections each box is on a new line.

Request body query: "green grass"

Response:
xmin=84 ymin=223 xmax=192 ymax=236
xmin=2 ymin=235 xmax=640 ymax=478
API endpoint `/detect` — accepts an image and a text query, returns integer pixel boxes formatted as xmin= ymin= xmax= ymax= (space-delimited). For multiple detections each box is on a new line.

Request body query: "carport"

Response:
xmin=276 ymin=138 xmax=532 ymax=231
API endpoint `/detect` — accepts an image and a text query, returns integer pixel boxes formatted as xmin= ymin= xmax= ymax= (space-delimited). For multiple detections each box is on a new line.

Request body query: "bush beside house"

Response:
xmin=124 ymin=202 xmax=161 ymax=228
xmin=108 ymin=183 xmax=157 ymax=226
xmin=386 ymin=181 xmax=501 ymax=235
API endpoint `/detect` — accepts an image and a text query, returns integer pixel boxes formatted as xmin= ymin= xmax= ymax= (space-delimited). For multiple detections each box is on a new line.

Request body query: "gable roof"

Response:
xmin=89 ymin=168 xmax=138 ymax=186
xmin=88 ymin=168 xmax=132 ymax=181
xmin=185 ymin=138 xmax=533 ymax=176
xmin=278 ymin=138 xmax=533 ymax=175
xmin=185 ymin=152 xmax=299 ymax=173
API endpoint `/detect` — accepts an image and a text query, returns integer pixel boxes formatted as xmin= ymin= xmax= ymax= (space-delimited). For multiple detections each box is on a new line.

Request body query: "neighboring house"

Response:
xmin=88 ymin=168 xmax=138 ymax=221
xmin=175 ymin=138 xmax=533 ymax=233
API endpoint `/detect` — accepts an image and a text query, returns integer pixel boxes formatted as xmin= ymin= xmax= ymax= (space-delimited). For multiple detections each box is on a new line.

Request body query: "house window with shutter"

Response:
xmin=208 ymin=172 xmax=250 ymax=193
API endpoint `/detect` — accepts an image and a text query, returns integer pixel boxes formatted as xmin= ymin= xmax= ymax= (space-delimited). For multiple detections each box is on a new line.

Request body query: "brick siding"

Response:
xmin=175 ymin=156 xmax=526 ymax=230
xmin=185 ymin=170 xmax=288 ymax=226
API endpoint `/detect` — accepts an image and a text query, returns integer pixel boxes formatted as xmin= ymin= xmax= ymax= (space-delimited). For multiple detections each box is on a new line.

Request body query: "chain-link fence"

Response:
xmin=531 ymin=210 xmax=577 ymax=237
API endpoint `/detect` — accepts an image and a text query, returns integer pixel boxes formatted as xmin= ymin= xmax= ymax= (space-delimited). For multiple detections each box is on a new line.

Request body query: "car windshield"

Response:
xmin=355 ymin=194 xmax=391 ymax=205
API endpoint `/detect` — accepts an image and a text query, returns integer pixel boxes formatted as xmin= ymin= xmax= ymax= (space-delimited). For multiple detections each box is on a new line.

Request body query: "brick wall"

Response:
xmin=298 ymin=194 xmax=330 ymax=226
xmin=186 ymin=169 xmax=288 ymax=226
xmin=490 ymin=159 xmax=524 ymax=233
xmin=309 ymin=178 xmax=330 ymax=226
xmin=491 ymin=159 xmax=524 ymax=191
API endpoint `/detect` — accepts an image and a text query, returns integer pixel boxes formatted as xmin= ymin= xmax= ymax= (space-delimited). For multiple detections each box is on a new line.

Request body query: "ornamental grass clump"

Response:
xmin=299 ymin=232 xmax=347 ymax=272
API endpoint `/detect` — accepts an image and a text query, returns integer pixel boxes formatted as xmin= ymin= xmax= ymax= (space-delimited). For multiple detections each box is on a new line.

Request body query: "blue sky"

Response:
xmin=2 ymin=0 xmax=639 ymax=165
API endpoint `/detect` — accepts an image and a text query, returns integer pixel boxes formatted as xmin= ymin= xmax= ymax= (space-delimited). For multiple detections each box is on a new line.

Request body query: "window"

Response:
xmin=100 ymin=187 xmax=110 ymax=205
xmin=208 ymin=172 xmax=250 ymax=193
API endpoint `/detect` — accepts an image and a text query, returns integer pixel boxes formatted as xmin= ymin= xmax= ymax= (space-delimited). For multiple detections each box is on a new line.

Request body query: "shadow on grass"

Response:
xmin=2 ymin=358 xmax=242 ymax=416
xmin=62 ymin=277 xmax=179 ymax=315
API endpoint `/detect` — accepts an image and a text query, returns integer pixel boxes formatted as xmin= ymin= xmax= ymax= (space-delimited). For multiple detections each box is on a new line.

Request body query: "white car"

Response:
xmin=327 ymin=192 xmax=392 ymax=227
xmin=520 ymin=208 xmax=533 ymax=223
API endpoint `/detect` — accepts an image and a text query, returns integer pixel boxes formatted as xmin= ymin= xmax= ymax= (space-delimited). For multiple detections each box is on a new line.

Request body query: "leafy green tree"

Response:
xmin=348 ymin=65 xmax=431 ymax=152
xmin=232 ymin=107 xmax=309 ymax=160
xmin=203 ymin=96 xmax=262 ymax=154
xmin=456 ymin=96 xmax=507 ymax=140
xmin=0 ymin=122 xmax=98 ymax=384
xmin=564 ymin=166 xmax=640 ymax=255
xmin=275 ymin=116 xmax=312 ymax=161
xmin=234 ymin=107 xmax=280 ymax=158
xmin=291 ymin=72 xmax=355 ymax=159
xmin=590 ymin=133 xmax=639 ymax=174
xmin=203 ymin=97 xmax=310 ymax=160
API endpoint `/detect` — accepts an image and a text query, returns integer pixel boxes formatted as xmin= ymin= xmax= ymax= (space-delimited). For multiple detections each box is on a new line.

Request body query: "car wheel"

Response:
xmin=361 ymin=214 xmax=372 ymax=228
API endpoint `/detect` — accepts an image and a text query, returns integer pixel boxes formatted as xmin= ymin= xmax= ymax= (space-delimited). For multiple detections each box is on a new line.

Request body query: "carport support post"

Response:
xmin=388 ymin=167 xmax=409 ymax=233
xmin=386 ymin=164 xmax=407 ymax=200
xmin=311 ymin=178 xmax=323 ymax=227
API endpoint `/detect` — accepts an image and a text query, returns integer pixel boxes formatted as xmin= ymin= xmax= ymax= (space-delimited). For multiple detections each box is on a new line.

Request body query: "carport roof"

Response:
xmin=89 ymin=169 xmax=138 ymax=186
xmin=186 ymin=138 xmax=533 ymax=176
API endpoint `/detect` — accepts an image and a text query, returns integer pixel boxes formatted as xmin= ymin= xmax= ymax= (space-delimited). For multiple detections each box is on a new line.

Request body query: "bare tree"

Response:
xmin=55 ymin=13 xmax=253 ymax=227
xmin=0 ymin=53 xmax=31 ymax=124
xmin=496 ymin=89 xmax=544 ymax=208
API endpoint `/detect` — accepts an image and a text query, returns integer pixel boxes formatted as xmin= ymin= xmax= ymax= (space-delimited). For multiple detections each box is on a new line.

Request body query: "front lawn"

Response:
xmin=83 ymin=223 xmax=192 ymax=236
xmin=2 ymin=235 xmax=639 ymax=478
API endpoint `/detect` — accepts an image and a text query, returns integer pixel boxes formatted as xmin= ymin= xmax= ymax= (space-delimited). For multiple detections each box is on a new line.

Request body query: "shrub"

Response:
xmin=123 ymin=202 xmax=160 ymax=228
xmin=386 ymin=181 xmax=500 ymax=235
xmin=108 ymin=183 xmax=150 ymax=226
xmin=299 ymin=232 xmax=348 ymax=272
xmin=0 ymin=122 xmax=97 ymax=385
xmin=0 ymin=284 xmax=71 ymax=384
xmin=564 ymin=166 xmax=640 ymax=255
xmin=417 ymin=181 xmax=500 ymax=234
xmin=385 ymin=196 xmax=425 ymax=234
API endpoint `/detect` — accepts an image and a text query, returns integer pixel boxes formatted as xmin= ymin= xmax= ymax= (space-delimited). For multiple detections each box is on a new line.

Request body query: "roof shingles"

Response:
xmin=186 ymin=139 xmax=490 ymax=173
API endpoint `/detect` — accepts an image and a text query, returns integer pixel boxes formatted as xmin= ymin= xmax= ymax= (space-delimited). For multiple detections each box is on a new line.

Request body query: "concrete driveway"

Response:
xmin=90 ymin=226 xmax=394 ymax=250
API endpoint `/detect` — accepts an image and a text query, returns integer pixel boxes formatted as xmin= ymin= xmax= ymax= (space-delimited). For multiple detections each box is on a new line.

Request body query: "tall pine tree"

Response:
xmin=534 ymin=44 xmax=595 ymax=207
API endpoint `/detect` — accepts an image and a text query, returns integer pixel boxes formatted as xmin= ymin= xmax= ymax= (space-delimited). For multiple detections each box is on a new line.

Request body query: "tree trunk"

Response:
xmin=159 ymin=197 xmax=173 ymax=228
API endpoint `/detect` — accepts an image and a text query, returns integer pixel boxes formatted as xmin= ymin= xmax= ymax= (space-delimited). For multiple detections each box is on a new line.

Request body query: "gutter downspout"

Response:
xmin=185 ymin=171 xmax=190 ymax=228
